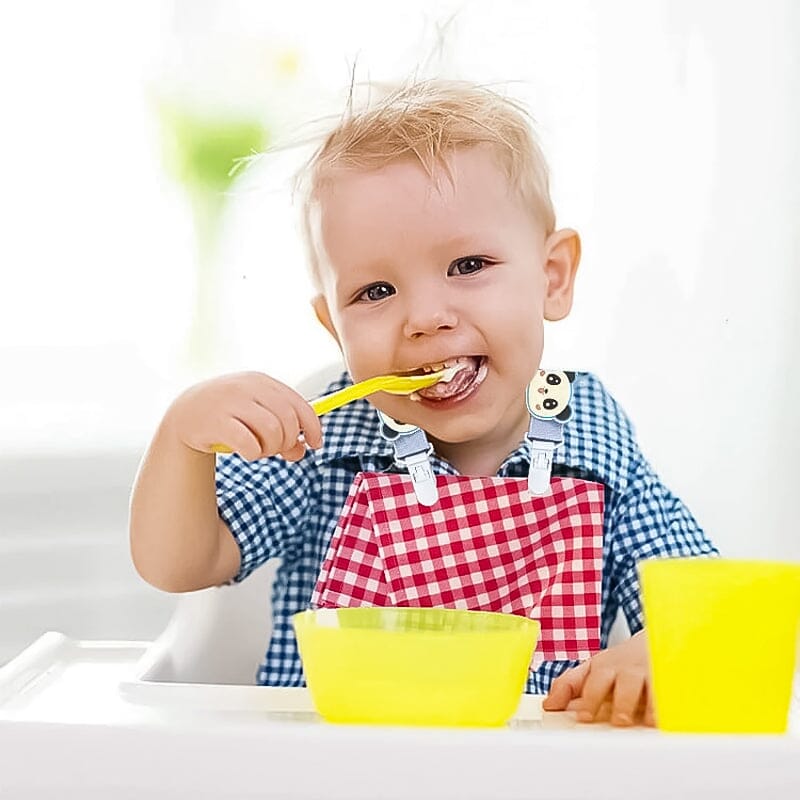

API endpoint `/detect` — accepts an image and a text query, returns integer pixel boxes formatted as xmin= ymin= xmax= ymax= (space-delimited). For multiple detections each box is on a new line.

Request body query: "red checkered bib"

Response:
xmin=311 ymin=473 xmax=604 ymax=666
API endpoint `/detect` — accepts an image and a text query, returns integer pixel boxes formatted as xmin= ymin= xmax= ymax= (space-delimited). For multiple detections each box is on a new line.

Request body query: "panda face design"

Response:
xmin=376 ymin=409 xmax=418 ymax=441
xmin=526 ymin=369 xmax=576 ymax=422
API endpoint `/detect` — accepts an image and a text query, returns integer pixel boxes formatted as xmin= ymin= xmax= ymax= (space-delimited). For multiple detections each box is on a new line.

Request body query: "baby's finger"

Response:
xmin=568 ymin=699 xmax=612 ymax=722
xmin=292 ymin=395 xmax=323 ymax=449
xmin=243 ymin=406 xmax=289 ymax=457
xmin=270 ymin=402 xmax=307 ymax=456
xmin=643 ymin=677 xmax=657 ymax=727
xmin=220 ymin=417 xmax=264 ymax=461
xmin=246 ymin=401 xmax=302 ymax=457
xmin=252 ymin=378 xmax=322 ymax=450
xmin=610 ymin=671 xmax=646 ymax=727
xmin=250 ymin=394 xmax=307 ymax=454
xmin=573 ymin=666 xmax=616 ymax=722
xmin=542 ymin=661 xmax=589 ymax=710
xmin=280 ymin=439 xmax=308 ymax=462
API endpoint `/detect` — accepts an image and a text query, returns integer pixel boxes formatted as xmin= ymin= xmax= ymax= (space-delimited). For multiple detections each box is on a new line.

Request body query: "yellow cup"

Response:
xmin=640 ymin=557 xmax=800 ymax=734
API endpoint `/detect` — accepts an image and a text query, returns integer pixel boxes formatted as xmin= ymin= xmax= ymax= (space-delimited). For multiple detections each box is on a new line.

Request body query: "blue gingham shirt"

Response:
xmin=217 ymin=371 xmax=717 ymax=693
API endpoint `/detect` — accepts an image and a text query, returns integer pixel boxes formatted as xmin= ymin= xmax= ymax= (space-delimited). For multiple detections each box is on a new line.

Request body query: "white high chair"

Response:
xmin=137 ymin=361 xmax=632 ymax=686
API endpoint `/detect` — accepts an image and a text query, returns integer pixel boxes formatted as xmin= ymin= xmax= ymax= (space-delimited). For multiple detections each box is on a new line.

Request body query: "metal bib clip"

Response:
xmin=525 ymin=369 xmax=577 ymax=496
xmin=377 ymin=410 xmax=438 ymax=506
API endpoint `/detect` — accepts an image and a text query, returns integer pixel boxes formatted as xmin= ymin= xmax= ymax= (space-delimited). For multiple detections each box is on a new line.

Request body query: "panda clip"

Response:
xmin=377 ymin=410 xmax=438 ymax=506
xmin=525 ymin=369 xmax=576 ymax=496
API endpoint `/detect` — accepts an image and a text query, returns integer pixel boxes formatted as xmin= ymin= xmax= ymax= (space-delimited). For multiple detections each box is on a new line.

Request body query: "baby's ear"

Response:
xmin=543 ymin=229 xmax=581 ymax=322
xmin=312 ymin=294 xmax=340 ymax=346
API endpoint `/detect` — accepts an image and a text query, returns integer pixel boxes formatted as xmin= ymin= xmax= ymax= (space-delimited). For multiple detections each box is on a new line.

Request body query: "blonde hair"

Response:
xmin=295 ymin=79 xmax=556 ymax=289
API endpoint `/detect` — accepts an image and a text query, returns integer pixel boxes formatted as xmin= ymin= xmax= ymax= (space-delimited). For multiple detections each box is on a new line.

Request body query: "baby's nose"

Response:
xmin=402 ymin=303 xmax=458 ymax=339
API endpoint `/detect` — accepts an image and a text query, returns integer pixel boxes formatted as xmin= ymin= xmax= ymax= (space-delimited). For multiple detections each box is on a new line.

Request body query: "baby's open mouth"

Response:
xmin=413 ymin=355 xmax=487 ymax=401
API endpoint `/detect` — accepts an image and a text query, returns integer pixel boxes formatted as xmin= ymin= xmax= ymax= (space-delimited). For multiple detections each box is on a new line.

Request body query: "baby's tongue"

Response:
xmin=417 ymin=358 xmax=479 ymax=400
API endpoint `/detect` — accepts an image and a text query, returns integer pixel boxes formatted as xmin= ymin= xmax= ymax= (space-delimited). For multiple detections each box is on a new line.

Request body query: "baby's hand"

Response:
xmin=165 ymin=372 xmax=323 ymax=462
xmin=541 ymin=630 xmax=655 ymax=727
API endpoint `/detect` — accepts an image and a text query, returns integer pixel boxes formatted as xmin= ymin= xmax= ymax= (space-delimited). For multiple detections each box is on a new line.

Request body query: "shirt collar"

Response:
xmin=315 ymin=390 xmax=394 ymax=465
xmin=310 ymin=369 xmax=626 ymax=490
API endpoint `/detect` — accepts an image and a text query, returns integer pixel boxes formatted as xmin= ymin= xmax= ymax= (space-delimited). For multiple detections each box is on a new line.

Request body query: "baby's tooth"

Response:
xmin=440 ymin=362 xmax=468 ymax=382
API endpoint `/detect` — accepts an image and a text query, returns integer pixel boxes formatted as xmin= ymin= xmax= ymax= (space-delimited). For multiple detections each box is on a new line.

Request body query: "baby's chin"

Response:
xmin=426 ymin=431 xmax=474 ymax=448
xmin=425 ymin=419 xmax=500 ymax=447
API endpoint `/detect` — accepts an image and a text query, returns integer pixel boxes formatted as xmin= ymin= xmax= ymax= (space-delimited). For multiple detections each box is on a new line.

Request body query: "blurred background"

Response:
xmin=1 ymin=0 xmax=798 ymax=664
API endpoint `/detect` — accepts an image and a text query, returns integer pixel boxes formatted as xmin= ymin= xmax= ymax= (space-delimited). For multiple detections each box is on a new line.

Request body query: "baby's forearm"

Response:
xmin=129 ymin=419 xmax=239 ymax=592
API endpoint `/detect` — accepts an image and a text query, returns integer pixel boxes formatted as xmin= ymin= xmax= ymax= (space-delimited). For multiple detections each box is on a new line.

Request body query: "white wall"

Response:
xmin=1 ymin=0 xmax=798 ymax=662
xmin=584 ymin=1 xmax=800 ymax=561
xmin=224 ymin=0 xmax=800 ymax=561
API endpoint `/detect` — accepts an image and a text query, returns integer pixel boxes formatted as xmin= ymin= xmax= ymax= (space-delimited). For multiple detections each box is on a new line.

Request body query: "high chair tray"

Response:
xmin=0 ymin=631 xmax=319 ymax=723
xmin=1 ymin=633 xmax=798 ymax=800
xmin=121 ymin=630 xmax=544 ymax=720
xmin=0 ymin=632 xmax=546 ymax=726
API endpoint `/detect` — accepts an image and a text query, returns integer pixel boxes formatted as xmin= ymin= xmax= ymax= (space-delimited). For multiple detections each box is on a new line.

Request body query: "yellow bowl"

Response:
xmin=292 ymin=607 xmax=540 ymax=727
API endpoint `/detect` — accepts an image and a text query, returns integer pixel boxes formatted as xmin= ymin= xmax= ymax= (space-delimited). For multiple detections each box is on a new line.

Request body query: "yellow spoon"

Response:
xmin=211 ymin=363 xmax=463 ymax=454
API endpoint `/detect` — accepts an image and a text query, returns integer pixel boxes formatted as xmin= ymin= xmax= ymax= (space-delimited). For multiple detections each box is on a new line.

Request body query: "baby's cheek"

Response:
xmin=340 ymin=348 xmax=381 ymax=384
xmin=349 ymin=336 xmax=396 ymax=377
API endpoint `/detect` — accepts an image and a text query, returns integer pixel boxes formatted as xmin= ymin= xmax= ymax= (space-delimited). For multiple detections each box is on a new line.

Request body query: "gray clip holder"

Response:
xmin=386 ymin=428 xmax=438 ymax=507
xmin=526 ymin=417 xmax=564 ymax=496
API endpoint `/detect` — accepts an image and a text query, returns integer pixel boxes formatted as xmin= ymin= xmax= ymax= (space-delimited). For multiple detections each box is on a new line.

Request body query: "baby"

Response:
xmin=130 ymin=80 xmax=717 ymax=726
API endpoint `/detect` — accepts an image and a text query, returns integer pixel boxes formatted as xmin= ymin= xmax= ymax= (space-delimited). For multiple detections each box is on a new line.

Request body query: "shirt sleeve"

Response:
xmin=606 ymin=455 xmax=719 ymax=634
xmin=216 ymin=452 xmax=314 ymax=583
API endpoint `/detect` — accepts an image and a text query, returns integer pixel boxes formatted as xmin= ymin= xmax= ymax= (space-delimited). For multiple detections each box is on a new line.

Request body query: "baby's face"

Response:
xmin=313 ymin=146 xmax=572 ymax=449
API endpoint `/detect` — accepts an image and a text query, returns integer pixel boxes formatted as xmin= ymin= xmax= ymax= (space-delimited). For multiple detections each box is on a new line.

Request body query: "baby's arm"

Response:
xmin=129 ymin=372 xmax=322 ymax=592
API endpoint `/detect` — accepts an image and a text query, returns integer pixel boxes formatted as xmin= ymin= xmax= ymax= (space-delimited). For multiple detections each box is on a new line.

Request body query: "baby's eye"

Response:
xmin=448 ymin=256 xmax=489 ymax=276
xmin=358 ymin=282 xmax=396 ymax=302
